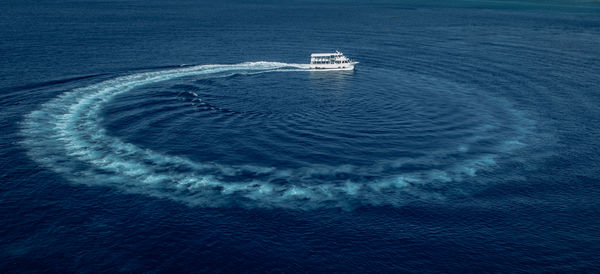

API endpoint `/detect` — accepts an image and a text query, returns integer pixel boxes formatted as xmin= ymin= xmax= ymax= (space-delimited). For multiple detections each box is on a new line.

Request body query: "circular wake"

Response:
xmin=21 ymin=62 xmax=533 ymax=209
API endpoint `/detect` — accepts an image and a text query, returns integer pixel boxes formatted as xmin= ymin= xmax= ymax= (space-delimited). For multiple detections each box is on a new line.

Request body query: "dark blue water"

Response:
xmin=2 ymin=0 xmax=600 ymax=271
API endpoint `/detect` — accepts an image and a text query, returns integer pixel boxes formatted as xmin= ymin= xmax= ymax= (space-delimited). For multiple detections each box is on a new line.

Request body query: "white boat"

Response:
xmin=309 ymin=51 xmax=358 ymax=70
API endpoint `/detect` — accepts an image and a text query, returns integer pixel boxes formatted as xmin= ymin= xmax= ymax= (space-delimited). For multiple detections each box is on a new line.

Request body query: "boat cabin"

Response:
xmin=310 ymin=51 xmax=352 ymax=65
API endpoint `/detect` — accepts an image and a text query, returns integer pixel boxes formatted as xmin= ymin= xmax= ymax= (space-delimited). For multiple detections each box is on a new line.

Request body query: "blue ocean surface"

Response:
xmin=1 ymin=0 xmax=600 ymax=271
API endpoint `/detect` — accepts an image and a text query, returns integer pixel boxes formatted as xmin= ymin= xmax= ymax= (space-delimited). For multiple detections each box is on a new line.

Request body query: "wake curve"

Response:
xmin=20 ymin=62 xmax=529 ymax=209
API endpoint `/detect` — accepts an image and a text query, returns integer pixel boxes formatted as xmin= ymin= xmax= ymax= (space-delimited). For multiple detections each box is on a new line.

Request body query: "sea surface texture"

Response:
xmin=1 ymin=0 xmax=600 ymax=271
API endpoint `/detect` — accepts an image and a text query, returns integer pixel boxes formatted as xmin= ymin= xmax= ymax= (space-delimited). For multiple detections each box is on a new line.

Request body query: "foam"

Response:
xmin=20 ymin=62 xmax=532 ymax=209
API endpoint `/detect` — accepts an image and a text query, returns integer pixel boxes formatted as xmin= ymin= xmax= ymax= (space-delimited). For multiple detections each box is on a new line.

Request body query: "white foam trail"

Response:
xmin=20 ymin=62 xmax=530 ymax=209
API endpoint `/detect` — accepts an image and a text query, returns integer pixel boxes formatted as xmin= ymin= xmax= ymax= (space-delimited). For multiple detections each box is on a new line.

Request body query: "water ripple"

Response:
xmin=21 ymin=61 xmax=534 ymax=209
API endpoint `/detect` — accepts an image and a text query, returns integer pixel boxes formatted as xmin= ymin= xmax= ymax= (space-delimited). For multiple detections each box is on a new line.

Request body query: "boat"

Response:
xmin=309 ymin=51 xmax=358 ymax=70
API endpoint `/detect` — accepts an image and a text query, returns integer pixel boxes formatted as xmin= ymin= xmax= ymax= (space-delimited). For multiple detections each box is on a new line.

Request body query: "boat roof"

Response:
xmin=311 ymin=52 xmax=343 ymax=57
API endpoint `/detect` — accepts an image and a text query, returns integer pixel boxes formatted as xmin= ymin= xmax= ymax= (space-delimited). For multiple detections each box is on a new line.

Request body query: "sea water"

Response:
xmin=1 ymin=0 xmax=600 ymax=271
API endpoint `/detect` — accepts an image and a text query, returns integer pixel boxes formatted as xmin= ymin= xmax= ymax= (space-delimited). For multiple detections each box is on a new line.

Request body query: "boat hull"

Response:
xmin=309 ymin=62 xmax=358 ymax=71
